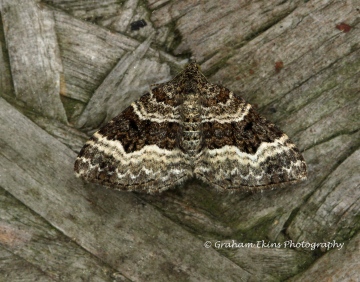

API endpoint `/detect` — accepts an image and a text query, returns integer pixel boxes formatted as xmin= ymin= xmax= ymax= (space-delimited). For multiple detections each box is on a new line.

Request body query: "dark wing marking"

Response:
xmin=75 ymin=85 xmax=191 ymax=193
xmin=195 ymin=84 xmax=307 ymax=190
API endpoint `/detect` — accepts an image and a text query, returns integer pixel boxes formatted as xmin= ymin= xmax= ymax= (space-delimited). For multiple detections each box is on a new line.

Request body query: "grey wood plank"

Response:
xmin=45 ymin=0 xmax=154 ymax=39
xmin=0 ymin=37 xmax=13 ymax=99
xmin=288 ymin=148 xmax=360 ymax=243
xmin=0 ymin=247 xmax=54 ymax=282
xmin=0 ymin=189 xmax=130 ymax=282
xmin=208 ymin=1 xmax=359 ymax=111
xmin=1 ymin=0 xmax=67 ymax=123
xmin=289 ymin=233 xmax=360 ymax=282
xmin=151 ymin=0 xmax=302 ymax=61
xmin=43 ymin=0 xmax=123 ymax=20
xmin=53 ymin=8 xmax=181 ymax=104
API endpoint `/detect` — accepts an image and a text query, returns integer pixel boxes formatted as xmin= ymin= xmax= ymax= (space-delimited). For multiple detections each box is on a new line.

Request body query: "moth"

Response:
xmin=74 ymin=63 xmax=307 ymax=194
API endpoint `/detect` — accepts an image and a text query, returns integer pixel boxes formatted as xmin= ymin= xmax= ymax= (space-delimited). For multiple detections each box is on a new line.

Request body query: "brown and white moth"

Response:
xmin=74 ymin=63 xmax=307 ymax=194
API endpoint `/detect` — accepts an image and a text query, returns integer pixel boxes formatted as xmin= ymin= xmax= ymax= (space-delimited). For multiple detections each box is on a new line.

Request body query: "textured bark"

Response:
xmin=0 ymin=0 xmax=359 ymax=281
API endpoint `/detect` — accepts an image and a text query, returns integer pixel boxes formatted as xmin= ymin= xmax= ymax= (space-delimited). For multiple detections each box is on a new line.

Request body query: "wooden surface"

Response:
xmin=0 ymin=0 xmax=359 ymax=281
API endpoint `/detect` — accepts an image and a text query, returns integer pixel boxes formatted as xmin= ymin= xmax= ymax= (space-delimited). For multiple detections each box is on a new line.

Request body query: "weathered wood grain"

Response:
xmin=289 ymin=233 xmax=360 ymax=282
xmin=0 ymin=246 xmax=53 ymax=282
xmin=288 ymin=147 xmax=360 ymax=243
xmin=45 ymin=0 xmax=160 ymax=43
xmin=1 ymin=0 xmax=67 ymax=123
xmin=0 ymin=36 xmax=13 ymax=99
xmin=52 ymin=8 xmax=183 ymax=124
xmin=43 ymin=0 xmax=123 ymax=20
xmin=0 ymin=189 xmax=130 ymax=281
xmin=0 ymin=0 xmax=359 ymax=280
xmin=54 ymin=9 xmax=137 ymax=103
xmin=151 ymin=0 xmax=302 ymax=62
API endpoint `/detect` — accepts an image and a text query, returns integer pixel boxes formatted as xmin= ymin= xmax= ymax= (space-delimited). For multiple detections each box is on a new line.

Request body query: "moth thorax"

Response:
xmin=180 ymin=93 xmax=202 ymax=158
